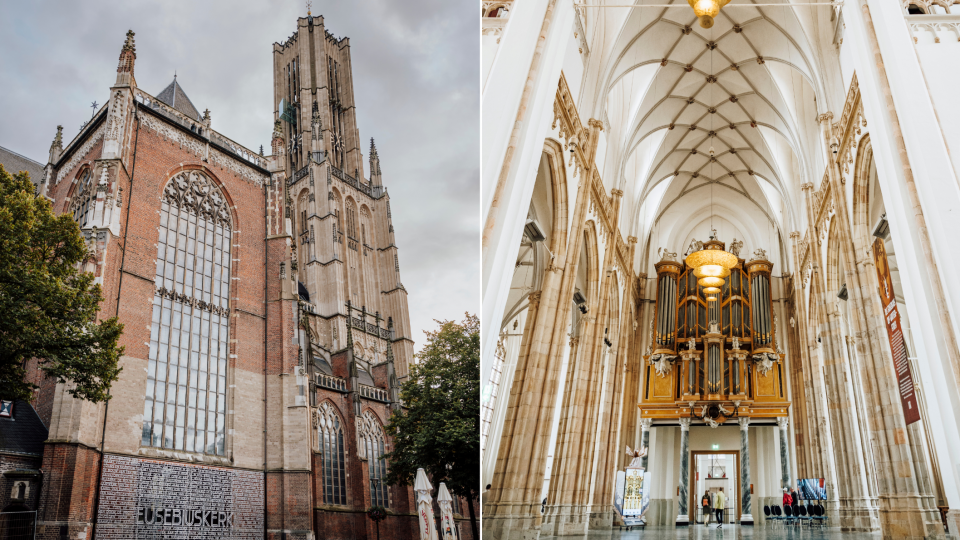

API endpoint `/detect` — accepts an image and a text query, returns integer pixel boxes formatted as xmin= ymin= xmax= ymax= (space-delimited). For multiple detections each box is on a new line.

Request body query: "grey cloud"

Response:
xmin=0 ymin=0 xmax=479 ymax=350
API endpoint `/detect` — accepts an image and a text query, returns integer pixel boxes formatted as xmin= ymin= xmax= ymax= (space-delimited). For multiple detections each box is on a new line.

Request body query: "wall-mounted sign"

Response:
xmin=96 ymin=454 xmax=264 ymax=539
xmin=872 ymin=238 xmax=920 ymax=425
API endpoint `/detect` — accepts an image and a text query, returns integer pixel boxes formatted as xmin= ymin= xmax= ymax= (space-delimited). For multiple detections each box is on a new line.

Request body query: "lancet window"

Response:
xmin=359 ymin=411 xmax=389 ymax=508
xmin=70 ymin=169 xmax=95 ymax=228
xmin=346 ymin=205 xmax=357 ymax=239
xmin=143 ymin=170 xmax=232 ymax=456
xmin=316 ymin=402 xmax=347 ymax=505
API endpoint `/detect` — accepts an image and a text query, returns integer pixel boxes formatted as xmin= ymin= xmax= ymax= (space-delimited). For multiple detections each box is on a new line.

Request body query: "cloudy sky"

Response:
xmin=0 ymin=0 xmax=479 ymax=350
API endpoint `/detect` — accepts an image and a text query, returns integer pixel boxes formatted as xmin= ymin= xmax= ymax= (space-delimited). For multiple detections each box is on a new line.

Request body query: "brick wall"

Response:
xmin=0 ymin=453 xmax=43 ymax=511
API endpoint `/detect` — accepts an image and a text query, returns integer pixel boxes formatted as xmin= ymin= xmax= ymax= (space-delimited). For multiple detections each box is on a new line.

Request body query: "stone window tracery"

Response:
xmin=346 ymin=204 xmax=357 ymax=240
xmin=70 ymin=169 xmax=95 ymax=228
xmin=358 ymin=410 xmax=389 ymax=508
xmin=143 ymin=170 xmax=232 ymax=456
xmin=316 ymin=402 xmax=347 ymax=505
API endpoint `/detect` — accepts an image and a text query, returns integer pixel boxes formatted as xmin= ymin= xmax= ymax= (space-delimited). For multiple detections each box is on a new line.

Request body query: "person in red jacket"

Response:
xmin=783 ymin=487 xmax=793 ymax=507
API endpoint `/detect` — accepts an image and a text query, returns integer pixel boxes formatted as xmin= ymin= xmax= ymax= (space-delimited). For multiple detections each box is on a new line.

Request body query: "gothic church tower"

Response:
xmin=271 ymin=15 xmax=414 ymax=383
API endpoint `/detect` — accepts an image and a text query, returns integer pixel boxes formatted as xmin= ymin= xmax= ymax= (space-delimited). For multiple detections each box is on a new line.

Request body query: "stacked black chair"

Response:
xmin=798 ymin=504 xmax=813 ymax=528
xmin=813 ymin=503 xmax=828 ymax=530
xmin=783 ymin=503 xmax=796 ymax=528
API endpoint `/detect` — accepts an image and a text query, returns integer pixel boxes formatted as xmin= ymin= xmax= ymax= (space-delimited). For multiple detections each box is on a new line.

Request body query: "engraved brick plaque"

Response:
xmin=96 ymin=454 xmax=264 ymax=539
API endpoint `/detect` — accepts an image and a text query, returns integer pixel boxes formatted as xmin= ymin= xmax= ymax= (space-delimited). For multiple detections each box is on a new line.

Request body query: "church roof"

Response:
xmin=0 ymin=145 xmax=44 ymax=188
xmin=156 ymin=76 xmax=201 ymax=121
xmin=0 ymin=400 xmax=48 ymax=457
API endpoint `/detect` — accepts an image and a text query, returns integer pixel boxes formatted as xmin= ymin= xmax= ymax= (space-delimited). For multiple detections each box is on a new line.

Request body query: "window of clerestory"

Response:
xmin=143 ymin=170 xmax=232 ymax=456
xmin=70 ymin=169 xmax=95 ymax=228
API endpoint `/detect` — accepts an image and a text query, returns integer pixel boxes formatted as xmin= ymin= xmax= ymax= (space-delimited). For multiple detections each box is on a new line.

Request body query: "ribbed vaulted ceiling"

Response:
xmin=594 ymin=1 xmax=831 ymax=264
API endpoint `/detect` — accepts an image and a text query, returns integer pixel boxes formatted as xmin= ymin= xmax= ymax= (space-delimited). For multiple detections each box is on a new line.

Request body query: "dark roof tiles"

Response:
xmin=0 ymin=400 xmax=49 ymax=457
xmin=156 ymin=77 xmax=201 ymax=121
xmin=0 ymin=146 xmax=44 ymax=188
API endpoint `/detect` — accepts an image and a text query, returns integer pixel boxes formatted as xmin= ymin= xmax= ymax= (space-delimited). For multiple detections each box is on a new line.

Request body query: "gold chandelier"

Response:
xmin=686 ymin=239 xmax=739 ymax=301
xmin=688 ymin=0 xmax=731 ymax=28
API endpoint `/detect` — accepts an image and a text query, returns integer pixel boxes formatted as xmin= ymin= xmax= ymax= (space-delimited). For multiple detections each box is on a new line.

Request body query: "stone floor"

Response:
xmin=533 ymin=525 xmax=881 ymax=540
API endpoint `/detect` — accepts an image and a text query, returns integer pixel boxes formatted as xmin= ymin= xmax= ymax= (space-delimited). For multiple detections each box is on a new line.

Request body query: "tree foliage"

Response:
xmin=384 ymin=313 xmax=479 ymax=530
xmin=0 ymin=164 xmax=123 ymax=402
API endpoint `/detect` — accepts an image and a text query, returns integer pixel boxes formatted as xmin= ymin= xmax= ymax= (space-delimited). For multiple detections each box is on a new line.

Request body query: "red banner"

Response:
xmin=872 ymin=238 xmax=920 ymax=425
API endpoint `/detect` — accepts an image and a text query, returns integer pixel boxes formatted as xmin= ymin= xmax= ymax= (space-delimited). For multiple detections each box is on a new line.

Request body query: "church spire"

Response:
xmin=369 ymin=138 xmax=382 ymax=186
xmin=116 ymin=30 xmax=137 ymax=87
xmin=48 ymin=125 xmax=63 ymax=164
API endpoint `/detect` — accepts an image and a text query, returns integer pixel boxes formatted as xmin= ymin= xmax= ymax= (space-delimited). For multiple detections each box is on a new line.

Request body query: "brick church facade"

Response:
xmin=2 ymin=14 xmax=474 ymax=540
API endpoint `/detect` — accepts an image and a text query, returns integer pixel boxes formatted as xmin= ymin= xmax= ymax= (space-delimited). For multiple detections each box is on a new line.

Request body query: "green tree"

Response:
xmin=0 ymin=164 xmax=123 ymax=403
xmin=384 ymin=313 xmax=479 ymax=540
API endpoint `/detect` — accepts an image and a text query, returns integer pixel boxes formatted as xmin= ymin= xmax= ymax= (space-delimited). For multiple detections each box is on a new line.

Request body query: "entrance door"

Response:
xmin=691 ymin=451 xmax=740 ymax=524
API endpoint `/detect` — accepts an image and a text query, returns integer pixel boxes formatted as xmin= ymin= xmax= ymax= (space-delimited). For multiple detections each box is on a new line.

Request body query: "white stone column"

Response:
xmin=740 ymin=417 xmax=753 ymax=524
xmin=640 ymin=418 xmax=653 ymax=470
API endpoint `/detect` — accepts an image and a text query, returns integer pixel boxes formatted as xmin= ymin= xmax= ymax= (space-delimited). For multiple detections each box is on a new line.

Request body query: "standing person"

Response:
xmin=702 ymin=490 xmax=712 ymax=525
xmin=790 ymin=486 xmax=800 ymax=514
xmin=782 ymin=487 xmax=793 ymax=509
xmin=714 ymin=487 xmax=726 ymax=528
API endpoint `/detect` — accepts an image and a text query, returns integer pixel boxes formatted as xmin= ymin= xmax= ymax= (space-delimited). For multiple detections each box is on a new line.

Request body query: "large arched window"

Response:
xmin=359 ymin=410 xmax=389 ymax=508
xmin=143 ymin=170 xmax=232 ymax=456
xmin=316 ymin=402 xmax=347 ymax=505
xmin=70 ymin=169 xmax=95 ymax=228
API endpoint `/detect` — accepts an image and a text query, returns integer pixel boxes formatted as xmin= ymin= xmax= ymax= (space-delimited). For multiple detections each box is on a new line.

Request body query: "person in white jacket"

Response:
xmin=714 ymin=488 xmax=726 ymax=528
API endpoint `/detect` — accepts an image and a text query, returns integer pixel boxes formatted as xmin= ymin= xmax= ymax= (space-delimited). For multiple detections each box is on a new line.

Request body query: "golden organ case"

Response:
xmin=641 ymin=239 xmax=789 ymax=422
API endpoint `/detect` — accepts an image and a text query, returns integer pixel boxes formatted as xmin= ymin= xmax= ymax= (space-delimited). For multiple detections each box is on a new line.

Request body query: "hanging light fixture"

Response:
xmin=688 ymin=237 xmax=739 ymax=298
xmin=686 ymin=245 xmax=738 ymax=272
xmin=688 ymin=0 xmax=731 ymax=28
xmin=694 ymin=265 xmax=730 ymax=279
xmin=697 ymin=276 xmax=725 ymax=288
xmin=706 ymin=295 xmax=718 ymax=301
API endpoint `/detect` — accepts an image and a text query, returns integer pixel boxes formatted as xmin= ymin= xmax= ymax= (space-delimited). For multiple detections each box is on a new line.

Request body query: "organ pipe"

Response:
xmin=653 ymin=259 xmax=683 ymax=355
xmin=746 ymin=258 xmax=775 ymax=354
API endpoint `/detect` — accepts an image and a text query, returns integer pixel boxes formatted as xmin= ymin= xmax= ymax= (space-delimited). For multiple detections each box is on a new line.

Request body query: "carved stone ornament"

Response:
xmin=56 ymin=126 xmax=106 ymax=185
xmin=140 ymin=115 xmax=267 ymax=187
xmin=729 ymin=238 xmax=743 ymax=257
xmin=754 ymin=352 xmax=778 ymax=377
xmin=750 ymin=248 xmax=767 ymax=261
xmin=658 ymin=247 xmax=678 ymax=261
xmin=732 ymin=336 xmax=741 ymax=350
xmin=650 ymin=354 xmax=675 ymax=378
xmin=684 ymin=238 xmax=704 ymax=256
xmin=314 ymin=402 xmax=339 ymax=432
xmin=355 ymin=410 xmax=382 ymax=461
xmin=163 ymin=170 xmax=232 ymax=228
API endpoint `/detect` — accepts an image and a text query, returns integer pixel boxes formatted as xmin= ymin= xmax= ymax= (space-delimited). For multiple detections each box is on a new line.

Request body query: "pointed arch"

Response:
xmin=358 ymin=409 xmax=389 ymax=508
xmin=68 ymin=166 xmax=96 ymax=228
xmin=143 ymin=169 xmax=233 ymax=456
xmin=315 ymin=401 xmax=347 ymax=505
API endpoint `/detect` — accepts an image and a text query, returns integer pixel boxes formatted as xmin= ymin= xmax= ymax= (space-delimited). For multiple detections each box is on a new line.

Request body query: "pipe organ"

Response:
xmin=641 ymin=240 xmax=789 ymax=423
